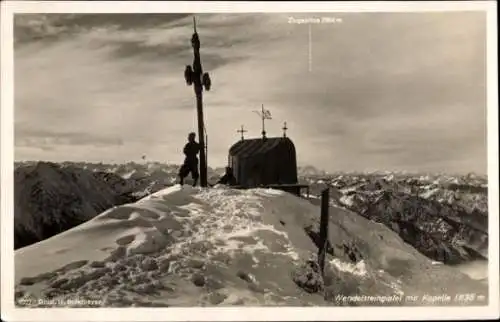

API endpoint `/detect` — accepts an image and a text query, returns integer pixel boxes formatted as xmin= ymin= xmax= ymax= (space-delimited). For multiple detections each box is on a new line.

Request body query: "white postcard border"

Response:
xmin=1 ymin=1 xmax=498 ymax=321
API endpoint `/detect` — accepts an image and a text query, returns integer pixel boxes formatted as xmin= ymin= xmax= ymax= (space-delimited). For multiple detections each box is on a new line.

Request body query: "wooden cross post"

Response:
xmin=282 ymin=121 xmax=288 ymax=137
xmin=184 ymin=16 xmax=211 ymax=187
xmin=237 ymin=125 xmax=247 ymax=141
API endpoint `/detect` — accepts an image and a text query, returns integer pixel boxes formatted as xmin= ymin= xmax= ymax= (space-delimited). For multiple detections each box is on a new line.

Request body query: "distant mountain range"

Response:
xmin=13 ymin=161 xmax=488 ymax=266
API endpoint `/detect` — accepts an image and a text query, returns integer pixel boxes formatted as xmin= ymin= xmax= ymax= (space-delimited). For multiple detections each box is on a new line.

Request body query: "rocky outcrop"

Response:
xmin=358 ymin=191 xmax=487 ymax=264
xmin=324 ymin=175 xmax=488 ymax=264
xmin=14 ymin=162 xmax=138 ymax=249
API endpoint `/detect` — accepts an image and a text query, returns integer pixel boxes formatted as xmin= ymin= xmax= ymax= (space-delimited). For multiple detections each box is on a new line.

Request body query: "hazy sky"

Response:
xmin=14 ymin=12 xmax=487 ymax=174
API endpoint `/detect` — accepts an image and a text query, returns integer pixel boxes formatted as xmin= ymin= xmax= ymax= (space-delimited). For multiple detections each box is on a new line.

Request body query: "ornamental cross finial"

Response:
xmin=237 ymin=125 xmax=248 ymax=141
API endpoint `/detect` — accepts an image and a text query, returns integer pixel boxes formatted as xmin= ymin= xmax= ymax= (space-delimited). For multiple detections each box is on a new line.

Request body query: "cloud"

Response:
xmin=15 ymin=128 xmax=124 ymax=148
xmin=13 ymin=13 xmax=191 ymax=45
xmin=13 ymin=12 xmax=487 ymax=174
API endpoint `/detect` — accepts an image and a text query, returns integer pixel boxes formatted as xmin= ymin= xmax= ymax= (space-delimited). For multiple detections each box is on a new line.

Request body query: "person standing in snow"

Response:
xmin=178 ymin=132 xmax=201 ymax=186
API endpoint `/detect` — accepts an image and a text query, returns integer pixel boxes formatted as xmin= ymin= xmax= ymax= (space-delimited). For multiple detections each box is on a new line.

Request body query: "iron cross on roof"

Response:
xmin=282 ymin=121 xmax=288 ymax=137
xmin=237 ymin=125 xmax=247 ymax=141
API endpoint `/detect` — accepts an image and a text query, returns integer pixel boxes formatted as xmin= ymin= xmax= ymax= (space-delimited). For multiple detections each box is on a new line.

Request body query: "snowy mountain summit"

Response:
xmin=15 ymin=185 xmax=487 ymax=307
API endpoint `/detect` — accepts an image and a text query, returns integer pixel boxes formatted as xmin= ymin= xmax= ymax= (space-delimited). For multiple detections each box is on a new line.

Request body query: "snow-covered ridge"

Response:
xmin=13 ymin=161 xmax=230 ymax=248
xmin=15 ymin=185 xmax=487 ymax=307
xmin=14 ymin=161 xmax=488 ymax=267
xmin=14 ymin=162 xmax=138 ymax=249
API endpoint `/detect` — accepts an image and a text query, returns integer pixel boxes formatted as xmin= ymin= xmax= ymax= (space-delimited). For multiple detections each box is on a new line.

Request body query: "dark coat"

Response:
xmin=183 ymin=141 xmax=200 ymax=163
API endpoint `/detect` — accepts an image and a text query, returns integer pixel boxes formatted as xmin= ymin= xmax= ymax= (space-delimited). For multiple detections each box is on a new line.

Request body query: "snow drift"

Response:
xmin=15 ymin=185 xmax=487 ymax=307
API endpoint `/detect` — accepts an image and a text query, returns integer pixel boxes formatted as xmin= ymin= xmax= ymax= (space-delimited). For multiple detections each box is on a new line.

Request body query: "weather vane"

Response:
xmin=253 ymin=104 xmax=272 ymax=139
